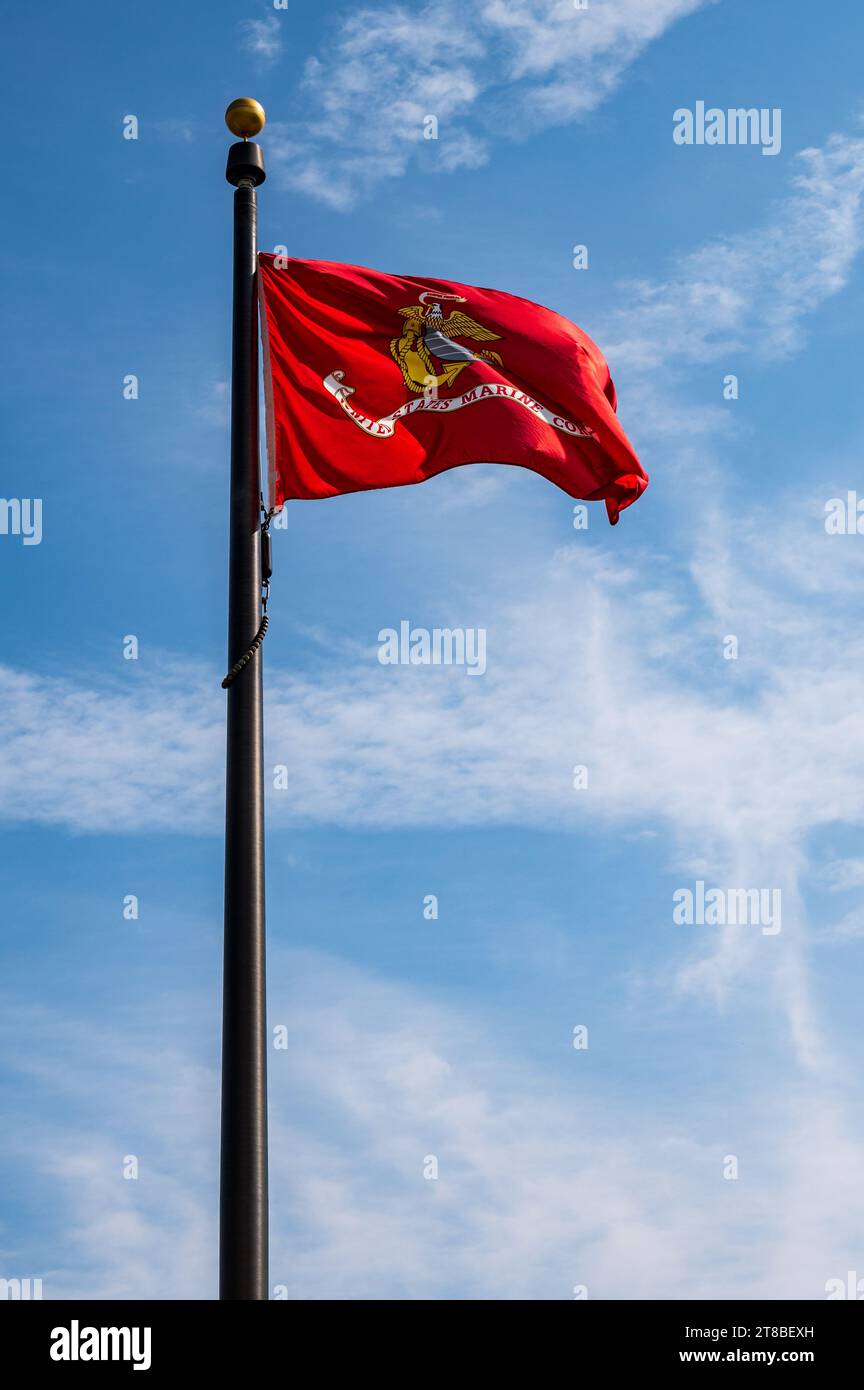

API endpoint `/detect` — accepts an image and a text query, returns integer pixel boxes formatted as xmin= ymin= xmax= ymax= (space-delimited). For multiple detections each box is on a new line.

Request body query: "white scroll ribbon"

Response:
xmin=323 ymin=370 xmax=594 ymax=441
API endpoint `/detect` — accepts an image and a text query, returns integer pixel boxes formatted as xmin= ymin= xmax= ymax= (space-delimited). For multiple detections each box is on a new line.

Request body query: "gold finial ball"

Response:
xmin=225 ymin=98 xmax=266 ymax=139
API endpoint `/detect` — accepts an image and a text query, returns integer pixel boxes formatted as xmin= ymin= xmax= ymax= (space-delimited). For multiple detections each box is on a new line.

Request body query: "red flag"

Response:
xmin=258 ymin=255 xmax=647 ymax=525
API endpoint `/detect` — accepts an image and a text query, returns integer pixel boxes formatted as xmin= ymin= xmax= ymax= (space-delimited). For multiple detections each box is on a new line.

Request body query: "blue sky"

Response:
xmin=2 ymin=0 xmax=864 ymax=1299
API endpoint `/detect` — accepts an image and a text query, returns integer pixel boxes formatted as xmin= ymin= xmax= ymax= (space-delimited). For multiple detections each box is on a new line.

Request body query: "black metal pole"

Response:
xmin=220 ymin=120 xmax=268 ymax=1301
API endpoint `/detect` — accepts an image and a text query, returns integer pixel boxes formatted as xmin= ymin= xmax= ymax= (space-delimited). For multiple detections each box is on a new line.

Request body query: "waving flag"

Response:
xmin=258 ymin=254 xmax=647 ymax=524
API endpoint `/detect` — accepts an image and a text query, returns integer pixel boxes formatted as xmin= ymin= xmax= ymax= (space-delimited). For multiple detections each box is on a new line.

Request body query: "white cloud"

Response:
xmin=239 ymin=16 xmax=283 ymax=67
xmin=3 ymin=502 xmax=864 ymax=853
xmin=481 ymin=0 xmax=710 ymax=127
xmin=152 ymin=118 xmax=199 ymax=144
xmin=268 ymin=0 xmax=710 ymax=207
xmin=817 ymin=907 xmax=864 ymax=943
xmin=603 ymin=133 xmax=864 ymax=378
xmin=818 ymin=858 xmax=864 ymax=891
xmin=1 ymin=497 xmax=862 ymax=1077
xmin=0 ymin=663 xmax=223 ymax=835
xmin=3 ymin=951 xmax=862 ymax=1300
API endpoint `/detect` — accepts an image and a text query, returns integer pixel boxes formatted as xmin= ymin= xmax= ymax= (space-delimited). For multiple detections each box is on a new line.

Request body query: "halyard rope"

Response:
xmin=221 ymin=503 xmax=276 ymax=689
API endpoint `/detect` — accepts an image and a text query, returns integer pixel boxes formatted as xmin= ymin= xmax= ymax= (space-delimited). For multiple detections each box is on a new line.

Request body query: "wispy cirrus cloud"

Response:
xmin=3 ymin=499 xmax=864 ymax=850
xmin=0 ymin=492 xmax=862 ymax=1072
xmin=267 ymin=0 xmax=711 ymax=208
xmin=603 ymin=132 xmax=864 ymax=378
xmin=3 ymin=950 xmax=863 ymax=1300
xmin=239 ymin=15 xmax=283 ymax=68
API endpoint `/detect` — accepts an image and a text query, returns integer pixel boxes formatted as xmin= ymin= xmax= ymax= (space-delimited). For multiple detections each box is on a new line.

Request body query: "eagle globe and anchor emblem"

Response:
xmin=390 ymin=291 xmax=503 ymax=394
xmin=322 ymin=290 xmax=595 ymax=443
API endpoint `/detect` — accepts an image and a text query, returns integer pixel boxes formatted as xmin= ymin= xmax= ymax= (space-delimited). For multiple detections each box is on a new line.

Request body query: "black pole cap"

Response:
xmin=226 ymin=140 xmax=266 ymax=187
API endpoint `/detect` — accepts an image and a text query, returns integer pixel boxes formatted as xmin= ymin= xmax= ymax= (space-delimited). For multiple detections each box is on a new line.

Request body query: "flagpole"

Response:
xmin=220 ymin=98 xmax=268 ymax=1301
